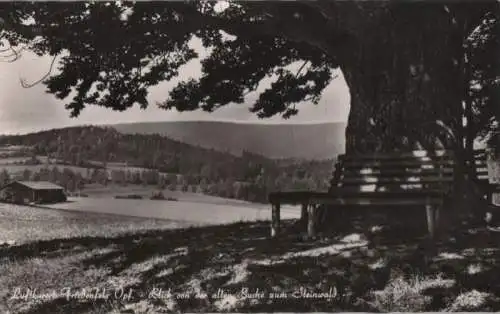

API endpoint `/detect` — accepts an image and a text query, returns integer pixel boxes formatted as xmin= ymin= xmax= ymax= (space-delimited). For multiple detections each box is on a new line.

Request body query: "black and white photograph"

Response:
xmin=0 ymin=0 xmax=499 ymax=312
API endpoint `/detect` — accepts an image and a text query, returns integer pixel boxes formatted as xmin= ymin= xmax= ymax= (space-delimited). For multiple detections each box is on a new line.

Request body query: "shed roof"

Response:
xmin=12 ymin=181 xmax=64 ymax=190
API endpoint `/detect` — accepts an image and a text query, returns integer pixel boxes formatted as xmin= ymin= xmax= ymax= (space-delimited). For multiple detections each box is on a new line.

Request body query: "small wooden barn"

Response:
xmin=0 ymin=181 xmax=67 ymax=204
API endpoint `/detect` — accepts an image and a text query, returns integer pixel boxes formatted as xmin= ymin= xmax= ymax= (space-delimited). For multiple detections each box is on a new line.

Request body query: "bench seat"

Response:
xmin=269 ymin=190 xmax=448 ymax=204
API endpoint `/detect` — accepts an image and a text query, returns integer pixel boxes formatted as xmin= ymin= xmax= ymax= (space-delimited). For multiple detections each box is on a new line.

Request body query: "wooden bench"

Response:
xmin=269 ymin=149 xmax=499 ymax=239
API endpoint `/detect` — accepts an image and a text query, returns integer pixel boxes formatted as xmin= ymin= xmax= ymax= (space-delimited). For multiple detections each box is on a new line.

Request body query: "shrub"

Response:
xmin=150 ymin=191 xmax=178 ymax=201
xmin=150 ymin=191 xmax=166 ymax=200
xmin=115 ymin=194 xmax=143 ymax=199
xmin=446 ymin=290 xmax=492 ymax=311
xmin=368 ymin=276 xmax=430 ymax=312
xmin=365 ymin=272 xmax=455 ymax=312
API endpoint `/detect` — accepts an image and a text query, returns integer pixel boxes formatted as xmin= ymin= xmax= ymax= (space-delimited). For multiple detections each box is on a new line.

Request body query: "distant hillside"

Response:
xmin=110 ymin=121 xmax=346 ymax=160
xmin=0 ymin=126 xmax=335 ymax=203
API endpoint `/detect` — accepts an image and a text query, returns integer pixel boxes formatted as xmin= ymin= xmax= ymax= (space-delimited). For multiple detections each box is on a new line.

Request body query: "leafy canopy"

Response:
xmin=0 ymin=1 xmax=338 ymax=118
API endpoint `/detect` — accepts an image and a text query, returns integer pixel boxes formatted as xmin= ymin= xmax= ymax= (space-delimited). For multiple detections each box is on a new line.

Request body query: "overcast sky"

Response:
xmin=0 ymin=39 xmax=350 ymax=135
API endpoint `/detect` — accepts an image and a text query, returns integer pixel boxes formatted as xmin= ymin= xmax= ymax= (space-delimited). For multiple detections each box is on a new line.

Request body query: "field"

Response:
xmin=81 ymin=183 xmax=281 ymax=207
xmin=82 ymin=160 xmax=160 ymax=174
xmin=0 ymin=146 xmax=29 ymax=155
xmin=0 ymin=203 xmax=187 ymax=245
xmin=0 ymin=163 xmax=91 ymax=177
xmin=0 ymin=157 xmax=31 ymax=165
xmin=0 ymin=151 xmax=157 ymax=179
xmin=2 ymin=200 xmax=500 ymax=313
xmin=42 ymin=197 xmax=300 ymax=226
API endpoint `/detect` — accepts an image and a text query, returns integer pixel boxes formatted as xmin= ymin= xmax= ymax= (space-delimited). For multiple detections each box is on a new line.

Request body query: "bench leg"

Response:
xmin=425 ymin=204 xmax=438 ymax=239
xmin=307 ymin=204 xmax=317 ymax=238
xmin=301 ymin=203 xmax=308 ymax=225
xmin=434 ymin=206 xmax=441 ymax=229
xmin=271 ymin=203 xmax=281 ymax=238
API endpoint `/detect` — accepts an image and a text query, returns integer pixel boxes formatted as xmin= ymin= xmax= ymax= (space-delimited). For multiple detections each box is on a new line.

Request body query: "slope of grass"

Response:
xmin=2 ymin=206 xmax=500 ymax=313
xmin=0 ymin=203 xmax=188 ymax=245
xmin=41 ymin=197 xmax=300 ymax=225
xmin=81 ymin=184 xmax=269 ymax=208
xmin=0 ymin=164 xmax=91 ymax=177
xmin=0 ymin=157 xmax=30 ymax=165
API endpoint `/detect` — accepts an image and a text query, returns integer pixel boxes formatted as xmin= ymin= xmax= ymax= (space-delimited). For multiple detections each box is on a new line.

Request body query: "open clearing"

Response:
xmin=0 ymin=164 xmax=91 ymax=177
xmin=42 ymin=197 xmax=300 ymax=225
xmin=0 ymin=157 xmax=30 ymax=165
xmin=0 ymin=203 xmax=188 ymax=245
xmin=82 ymin=183 xmax=277 ymax=207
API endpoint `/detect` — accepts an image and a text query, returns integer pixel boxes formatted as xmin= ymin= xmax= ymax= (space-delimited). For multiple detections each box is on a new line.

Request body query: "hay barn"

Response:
xmin=0 ymin=181 xmax=67 ymax=204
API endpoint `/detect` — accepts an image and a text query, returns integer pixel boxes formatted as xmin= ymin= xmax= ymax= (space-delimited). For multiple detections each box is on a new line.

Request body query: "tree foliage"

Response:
xmin=0 ymin=1 xmax=498 ymax=153
xmin=0 ymin=2 xmax=338 ymax=119
xmin=465 ymin=12 xmax=500 ymax=151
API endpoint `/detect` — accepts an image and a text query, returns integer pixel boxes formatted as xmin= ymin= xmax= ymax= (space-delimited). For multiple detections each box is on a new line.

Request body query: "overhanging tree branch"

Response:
xmin=20 ymin=55 xmax=57 ymax=88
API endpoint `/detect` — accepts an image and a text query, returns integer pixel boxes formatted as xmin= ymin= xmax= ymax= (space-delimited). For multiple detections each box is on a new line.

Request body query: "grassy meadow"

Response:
xmin=2 ymin=201 xmax=500 ymax=313
xmin=81 ymin=183 xmax=270 ymax=208
xmin=0 ymin=203 xmax=188 ymax=245
xmin=41 ymin=197 xmax=300 ymax=226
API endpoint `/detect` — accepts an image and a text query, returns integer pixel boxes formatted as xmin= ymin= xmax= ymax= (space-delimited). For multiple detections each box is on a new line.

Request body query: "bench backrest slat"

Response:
xmin=341 ymin=159 xmax=487 ymax=168
xmin=330 ymin=149 xmax=492 ymax=194
xmin=269 ymin=150 xmax=493 ymax=204
xmin=337 ymin=149 xmax=486 ymax=161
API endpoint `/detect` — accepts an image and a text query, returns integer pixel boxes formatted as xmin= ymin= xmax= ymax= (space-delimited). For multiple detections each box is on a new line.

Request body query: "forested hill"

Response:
xmin=0 ymin=126 xmax=275 ymax=179
xmin=0 ymin=126 xmax=335 ymax=202
xmin=110 ymin=121 xmax=346 ymax=160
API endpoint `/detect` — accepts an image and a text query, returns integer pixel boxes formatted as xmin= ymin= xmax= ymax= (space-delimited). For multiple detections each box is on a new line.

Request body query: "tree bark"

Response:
xmin=336 ymin=4 xmax=467 ymax=154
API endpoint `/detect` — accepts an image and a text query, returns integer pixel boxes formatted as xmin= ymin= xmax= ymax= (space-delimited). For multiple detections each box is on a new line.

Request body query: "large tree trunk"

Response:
xmin=337 ymin=4 xmax=466 ymax=154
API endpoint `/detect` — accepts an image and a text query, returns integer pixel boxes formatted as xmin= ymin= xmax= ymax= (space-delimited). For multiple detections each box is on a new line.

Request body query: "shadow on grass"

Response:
xmin=3 ymin=214 xmax=500 ymax=313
